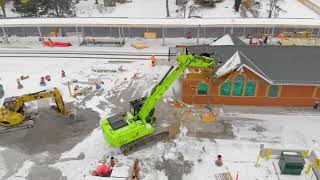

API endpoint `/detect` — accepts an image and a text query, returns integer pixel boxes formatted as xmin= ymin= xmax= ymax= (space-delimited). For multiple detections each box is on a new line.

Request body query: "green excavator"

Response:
xmin=101 ymin=54 xmax=216 ymax=154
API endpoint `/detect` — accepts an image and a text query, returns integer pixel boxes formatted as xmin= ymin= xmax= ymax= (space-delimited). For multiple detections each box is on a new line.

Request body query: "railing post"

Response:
xmin=81 ymin=26 xmax=85 ymax=42
xmin=37 ymin=25 xmax=42 ymax=37
xmin=2 ymin=27 xmax=9 ymax=44
xmin=122 ymin=27 xmax=125 ymax=42
xmin=162 ymin=26 xmax=166 ymax=46
xmin=75 ymin=26 xmax=81 ymax=45
xmin=270 ymin=25 xmax=275 ymax=45
xmin=197 ymin=25 xmax=200 ymax=45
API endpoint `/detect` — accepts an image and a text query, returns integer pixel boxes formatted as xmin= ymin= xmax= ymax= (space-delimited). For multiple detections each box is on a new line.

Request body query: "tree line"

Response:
xmin=0 ymin=0 xmax=79 ymax=18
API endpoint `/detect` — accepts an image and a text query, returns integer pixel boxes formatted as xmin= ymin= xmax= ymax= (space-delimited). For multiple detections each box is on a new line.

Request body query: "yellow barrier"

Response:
xmin=255 ymin=150 xmax=262 ymax=167
xmin=316 ymin=159 xmax=320 ymax=169
xmin=266 ymin=149 xmax=272 ymax=161
xmin=306 ymin=162 xmax=313 ymax=175
xmin=303 ymin=150 xmax=309 ymax=159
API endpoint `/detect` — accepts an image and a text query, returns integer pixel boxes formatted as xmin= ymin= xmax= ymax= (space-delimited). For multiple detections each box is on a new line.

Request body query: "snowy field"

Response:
xmin=74 ymin=0 xmax=320 ymax=18
xmin=0 ymin=48 xmax=320 ymax=179
xmin=4 ymin=0 xmax=320 ymax=19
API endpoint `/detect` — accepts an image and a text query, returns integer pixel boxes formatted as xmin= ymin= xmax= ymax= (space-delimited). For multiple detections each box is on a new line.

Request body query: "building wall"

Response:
xmin=182 ymin=67 xmax=320 ymax=107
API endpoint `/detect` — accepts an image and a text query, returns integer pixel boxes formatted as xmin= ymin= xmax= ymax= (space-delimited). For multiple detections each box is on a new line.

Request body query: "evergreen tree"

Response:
xmin=12 ymin=0 xmax=42 ymax=17
xmin=12 ymin=0 xmax=78 ymax=17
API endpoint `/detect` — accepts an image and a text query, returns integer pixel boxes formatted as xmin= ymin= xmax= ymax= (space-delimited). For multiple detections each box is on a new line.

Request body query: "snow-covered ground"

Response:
xmin=3 ymin=0 xmax=320 ymax=19
xmin=75 ymin=0 xmax=320 ymax=18
xmin=310 ymin=0 xmax=320 ymax=7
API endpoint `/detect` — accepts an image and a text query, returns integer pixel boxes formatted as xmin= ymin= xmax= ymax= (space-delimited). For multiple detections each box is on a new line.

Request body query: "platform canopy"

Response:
xmin=0 ymin=18 xmax=319 ymax=28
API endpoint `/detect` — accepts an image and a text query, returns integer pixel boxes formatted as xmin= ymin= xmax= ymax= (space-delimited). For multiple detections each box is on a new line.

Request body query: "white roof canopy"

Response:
xmin=0 ymin=18 xmax=319 ymax=28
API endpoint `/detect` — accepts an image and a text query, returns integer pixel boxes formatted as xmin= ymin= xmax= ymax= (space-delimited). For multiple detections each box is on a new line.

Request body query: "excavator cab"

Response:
xmin=3 ymin=97 xmax=18 ymax=111
xmin=129 ymin=97 xmax=146 ymax=116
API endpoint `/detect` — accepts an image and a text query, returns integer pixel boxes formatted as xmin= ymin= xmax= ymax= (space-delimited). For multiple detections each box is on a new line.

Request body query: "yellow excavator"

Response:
xmin=0 ymin=87 xmax=69 ymax=134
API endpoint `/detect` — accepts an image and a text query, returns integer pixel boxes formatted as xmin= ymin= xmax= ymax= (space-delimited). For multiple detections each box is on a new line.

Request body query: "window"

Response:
xmin=232 ymin=75 xmax=244 ymax=96
xmin=268 ymin=85 xmax=280 ymax=97
xmin=245 ymin=81 xmax=256 ymax=96
xmin=220 ymin=81 xmax=231 ymax=96
xmin=198 ymin=83 xmax=208 ymax=95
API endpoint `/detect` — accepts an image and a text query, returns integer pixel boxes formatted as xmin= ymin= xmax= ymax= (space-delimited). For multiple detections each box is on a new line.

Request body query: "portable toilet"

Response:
xmin=278 ymin=152 xmax=305 ymax=175
xmin=0 ymin=84 xmax=4 ymax=98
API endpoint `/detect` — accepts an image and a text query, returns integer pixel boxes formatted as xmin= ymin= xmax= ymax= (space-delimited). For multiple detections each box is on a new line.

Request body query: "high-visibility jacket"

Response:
xmin=96 ymin=164 xmax=110 ymax=177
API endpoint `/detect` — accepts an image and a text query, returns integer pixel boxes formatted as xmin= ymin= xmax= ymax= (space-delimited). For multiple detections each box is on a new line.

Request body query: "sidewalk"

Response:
xmin=0 ymin=35 xmax=215 ymax=52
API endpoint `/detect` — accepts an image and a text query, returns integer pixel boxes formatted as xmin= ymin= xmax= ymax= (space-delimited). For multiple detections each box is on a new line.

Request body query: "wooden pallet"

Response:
xmin=215 ymin=172 xmax=233 ymax=180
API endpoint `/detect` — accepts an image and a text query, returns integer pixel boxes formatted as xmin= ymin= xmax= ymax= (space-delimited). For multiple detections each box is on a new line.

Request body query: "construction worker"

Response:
xmin=17 ymin=81 xmax=23 ymax=89
xmin=61 ymin=70 xmax=66 ymax=78
xmin=314 ymin=101 xmax=319 ymax=110
xmin=45 ymin=75 xmax=51 ymax=81
xmin=90 ymin=160 xmax=111 ymax=177
xmin=215 ymin=155 xmax=223 ymax=166
xmin=151 ymin=55 xmax=156 ymax=67
xmin=48 ymin=38 xmax=56 ymax=47
xmin=110 ymin=157 xmax=115 ymax=168
xmin=132 ymin=159 xmax=140 ymax=179
xmin=40 ymin=77 xmax=46 ymax=86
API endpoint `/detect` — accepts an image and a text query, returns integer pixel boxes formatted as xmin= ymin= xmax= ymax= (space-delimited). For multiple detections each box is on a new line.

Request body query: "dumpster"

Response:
xmin=279 ymin=152 xmax=305 ymax=175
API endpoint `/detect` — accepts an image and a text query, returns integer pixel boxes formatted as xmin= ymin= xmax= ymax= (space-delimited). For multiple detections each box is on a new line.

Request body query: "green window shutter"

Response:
xmin=245 ymin=81 xmax=256 ymax=96
xmin=268 ymin=85 xmax=279 ymax=97
xmin=198 ymin=83 xmax=208 ymax=95
xmin=232 ymin=75 xmax=244 ymax=96
xmin=220 ymin=81 xmax=231 ymax=96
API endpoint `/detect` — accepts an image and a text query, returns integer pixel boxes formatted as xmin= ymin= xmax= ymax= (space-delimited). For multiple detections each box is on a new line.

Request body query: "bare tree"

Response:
xmin=166 ymin=0 xmax=170 ymax=17
xmin=0 ymin=0 xmax=6 ymax=18
xmin=267 ymin=0 xmax=286 ymax=18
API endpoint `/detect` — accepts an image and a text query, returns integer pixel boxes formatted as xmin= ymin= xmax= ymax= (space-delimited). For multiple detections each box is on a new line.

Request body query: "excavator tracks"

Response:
xmin=120 ymin=130 xmax=169 ymax=155
xmin=0 ymin=119 xmax=35 ymax=134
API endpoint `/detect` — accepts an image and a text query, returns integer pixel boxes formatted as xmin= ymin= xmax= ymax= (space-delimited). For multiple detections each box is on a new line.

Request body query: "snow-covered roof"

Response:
xmin=187 ymin=45 xmax=320 ymax=86
xmin=0 ymin=18 xmax=320 ymax=27
xmin=215 ymin=51 xmax=240 ymax=76
xmin=211 ymin=34 xmax=234 ymax=46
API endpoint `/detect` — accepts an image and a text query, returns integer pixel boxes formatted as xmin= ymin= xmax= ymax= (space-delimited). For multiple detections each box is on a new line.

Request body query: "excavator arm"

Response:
xmin=136 ymin=54 xmax=215 ymax=125
xmin=0 ymin=87 xmax=69 ymax=132
xmin=10 ymin=88 xmax=68 ymax=115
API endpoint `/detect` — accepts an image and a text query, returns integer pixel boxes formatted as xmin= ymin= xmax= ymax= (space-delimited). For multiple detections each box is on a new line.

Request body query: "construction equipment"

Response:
xmin=0 ymin=88 xmax=69 ymax=134
xmin=101 ymin=54 xmax=215 ymax=155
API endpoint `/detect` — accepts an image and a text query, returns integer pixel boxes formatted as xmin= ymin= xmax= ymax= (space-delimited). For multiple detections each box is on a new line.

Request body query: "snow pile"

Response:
xmin=7 ymin=160 xmax=35 ymax=180
xmin=0 ymin=148 xmax=7 ymax=180
xmin=215 ymin=51 xmax=241 ymax=77
xmin=211 ymin=34 xmax=234 ymax=46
